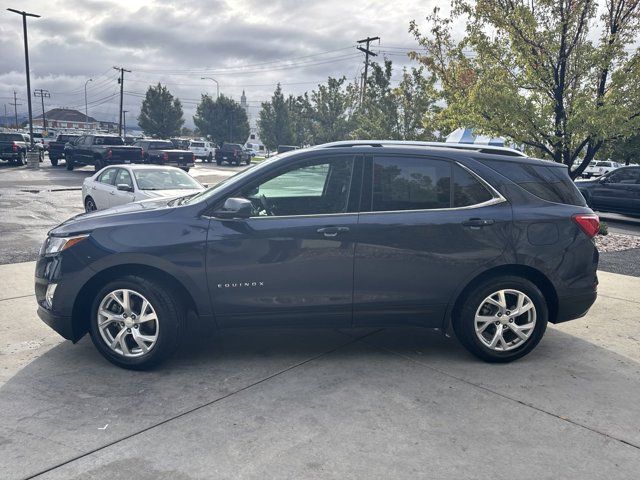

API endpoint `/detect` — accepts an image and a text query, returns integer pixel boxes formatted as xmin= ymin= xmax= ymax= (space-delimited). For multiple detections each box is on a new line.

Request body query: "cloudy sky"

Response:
xmin=1 ymin=0 xmax=442 ymax=129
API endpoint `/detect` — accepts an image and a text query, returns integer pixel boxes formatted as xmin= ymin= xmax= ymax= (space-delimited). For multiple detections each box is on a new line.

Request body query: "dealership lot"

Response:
xmin=1 ymin=260 xmax=640 ymax=479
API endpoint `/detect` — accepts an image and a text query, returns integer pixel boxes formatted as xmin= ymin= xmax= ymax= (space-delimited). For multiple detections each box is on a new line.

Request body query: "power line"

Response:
xmin=114 ymin=66 xmax=131 ymax=136
xmin=33 ymin=88 xmax=50 ymax=130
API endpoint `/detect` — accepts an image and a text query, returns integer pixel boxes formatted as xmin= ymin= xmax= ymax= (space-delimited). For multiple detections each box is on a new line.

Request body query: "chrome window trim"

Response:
xmin=206 ymin=160 xmax=507 ymax=220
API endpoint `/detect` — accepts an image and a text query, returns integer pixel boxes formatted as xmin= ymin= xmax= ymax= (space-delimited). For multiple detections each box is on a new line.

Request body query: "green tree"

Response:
xmin=394 ymin=66 xmax=440 ymax=140
xmin=309 ymin=76 xmax=357 ymax=144
xmin=351 ymin=60 xmax=400 ymax=139
xmin=600 ymin=133 xmax=640 ymax=165
xmin=288 ymin=93 xmax=313 ymax=146
xmin=258 ymin=84 xmax=294 ymax=150
xmin=193 ymin=94 xmax=249 ymax=145
xmin=410 ymin=1 xmax=640 ymax=178
xmin=137 ymin=83 xmax=184 ymax=138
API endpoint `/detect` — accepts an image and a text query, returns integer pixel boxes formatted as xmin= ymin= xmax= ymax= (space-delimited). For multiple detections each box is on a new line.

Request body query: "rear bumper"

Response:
xmin=553 ymin=289 xmax=598 ymax=323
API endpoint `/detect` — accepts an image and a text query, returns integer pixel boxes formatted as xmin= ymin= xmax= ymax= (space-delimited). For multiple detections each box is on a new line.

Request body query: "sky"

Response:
xmin=1 ymin=0 xmax=441 ymax=129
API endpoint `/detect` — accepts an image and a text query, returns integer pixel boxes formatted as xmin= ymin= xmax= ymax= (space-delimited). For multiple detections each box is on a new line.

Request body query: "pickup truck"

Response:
xmin=66 ymin=134 xmax=143 ymax=171
xmin=215 ymin=142 xmax=251 ymax=166
xmin=188 ymin=140 xmax=215 ymax=162
xmin=0 ymin=132 xmax=32 ymax=165
xmin=48 ymin=134 xmax=80 ymax=166
xmin=134 ymin=139 xmax=196 ymax=172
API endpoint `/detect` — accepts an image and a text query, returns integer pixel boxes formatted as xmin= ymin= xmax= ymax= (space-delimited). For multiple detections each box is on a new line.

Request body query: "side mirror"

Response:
xmin=117 ymin=183 xmax=133 ymax=192
xmin=598 ymin=176 xmax=609 ymax=184
xmin=214 ymin=197 xmax=253 ymax=219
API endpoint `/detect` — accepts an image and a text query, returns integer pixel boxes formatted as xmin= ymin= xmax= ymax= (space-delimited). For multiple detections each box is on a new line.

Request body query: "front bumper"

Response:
xmin=37 ymin=306 xmax=75 ymax=340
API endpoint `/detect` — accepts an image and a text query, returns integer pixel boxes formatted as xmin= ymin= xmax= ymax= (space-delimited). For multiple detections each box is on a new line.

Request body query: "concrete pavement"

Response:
xmin=0 ymin=261 xmax=639 ymax=479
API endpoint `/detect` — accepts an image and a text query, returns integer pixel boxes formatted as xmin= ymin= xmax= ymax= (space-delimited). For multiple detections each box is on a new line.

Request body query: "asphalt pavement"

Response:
xmin=1 ymin=261 xmax=639 ymax=479
xmin=0 ymin=157 xmax=248 ymax=265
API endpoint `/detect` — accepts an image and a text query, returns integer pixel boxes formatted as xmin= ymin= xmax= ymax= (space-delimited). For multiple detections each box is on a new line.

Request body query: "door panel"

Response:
xmin=110 ymin=168 xmax=135 ymax=207
xmin=591 ymin=168 xmax=640 ymax=213
xmin=206 ymin=215 xmax=357 ymax=327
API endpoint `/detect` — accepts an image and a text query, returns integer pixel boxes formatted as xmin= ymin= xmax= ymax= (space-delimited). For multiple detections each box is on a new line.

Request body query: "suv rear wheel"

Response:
xmin=453 ymin=276 xmax=548 ymax=362
xmin=88 ymin=276 xmax=184 ymax=369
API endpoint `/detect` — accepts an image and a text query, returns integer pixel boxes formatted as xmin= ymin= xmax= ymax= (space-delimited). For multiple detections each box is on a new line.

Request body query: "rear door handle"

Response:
xmin=462 ymin=218 xmax=495 ymax=228
xmin=317 ymin=226 xmax=350 ymax=237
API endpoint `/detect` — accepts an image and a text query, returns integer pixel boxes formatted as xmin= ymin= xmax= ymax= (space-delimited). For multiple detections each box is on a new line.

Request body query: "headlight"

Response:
xmin=41 ymin=234 xmax=89 ymax=256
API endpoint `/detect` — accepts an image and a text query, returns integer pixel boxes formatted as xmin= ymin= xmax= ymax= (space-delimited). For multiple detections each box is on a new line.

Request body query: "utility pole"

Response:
xmin=8 ymin=8 xmax=41 ymax=147
xmin=122 ymin=110 xmax=128 ymax=138
xmin=356 ymin=36 xmax=379 ymax=101
xmin=9 ymin=91 xmax=21 ymax=130
xmin=33 ymin=89 xmax=50 ymax=131
xmin=113 ymin=66 xmax=131 ymax=137
xmin=84 ymin=78 xmax=92 ymax=131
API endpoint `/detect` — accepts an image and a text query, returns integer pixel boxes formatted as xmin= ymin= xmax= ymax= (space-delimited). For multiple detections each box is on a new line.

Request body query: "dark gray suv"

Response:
xmin=35 ymin=142 xmax=599 ymax=369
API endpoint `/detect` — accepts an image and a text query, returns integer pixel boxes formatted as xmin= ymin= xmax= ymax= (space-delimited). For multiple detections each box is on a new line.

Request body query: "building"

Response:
xmin=240 ymin=90 xmax=266 ymax=154
xmin=32 ymin=108 xmax=99 ymax=131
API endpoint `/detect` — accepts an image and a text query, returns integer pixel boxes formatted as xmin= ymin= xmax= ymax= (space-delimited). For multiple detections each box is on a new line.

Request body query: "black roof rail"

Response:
xmin=316 ymin=140 xmax=527 ymax=157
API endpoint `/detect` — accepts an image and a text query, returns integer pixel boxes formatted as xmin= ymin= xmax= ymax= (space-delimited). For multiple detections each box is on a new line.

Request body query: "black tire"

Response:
xmin=84 ymin=196 xmax=97 ymax=212
xmin=66 ymin=159 xmax=74 ymax=171
xmin=88 ymin=275 xmax=184 ymax=370
xmin=246 ymin=158 xmax=251 ymax=165
xmin=216 ymin=159 xmax=222 ymax=166
xmin=16 ymin=152 xmax=26 ymax=166
xmin=453 ymin=275 xmax=548 ymax=363
xmin=207 ymin=153 xmax=213 ymax=163
xmin=94 ymin=158 xmax=104 ymax=172
xmin=50 ymin=156 xmax=59 ymax=166
xmin=39 ymin=150 xmax=44 ymax=162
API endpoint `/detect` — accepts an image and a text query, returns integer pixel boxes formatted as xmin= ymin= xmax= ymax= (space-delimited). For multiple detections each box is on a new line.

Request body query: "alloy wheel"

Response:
xmin=474 ymin=289 xmax=536 ymax=352
xmin=97 ymin=289 xmax=159 ymax=357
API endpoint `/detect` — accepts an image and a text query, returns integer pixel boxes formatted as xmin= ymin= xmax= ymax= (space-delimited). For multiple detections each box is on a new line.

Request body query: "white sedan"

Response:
xmin=82 ymin=164 xmax=205 ymax=212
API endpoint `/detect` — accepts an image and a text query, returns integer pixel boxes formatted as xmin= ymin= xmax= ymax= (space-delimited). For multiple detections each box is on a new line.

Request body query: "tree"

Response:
xmin=601 ymin=133 xmax=640 ymax=164
xmin=410 ymin=1 xmax=640 ymax=178
xmin=258 ymin=84 xmax=294 ymax=150
xmin=137 ymin=83 xmax=184 ymax=138
xmin=288 ymin=93 xmax=313 ymax=146
xmin=351 ymin=60 xmax=399 ymax=139
xmin=193 ymin=94 xmax=249 ymax=145
xmin=394 ymin=66 xmax=440 ymax=140
xmin=309 ymin=76 xmax=357 ymax=144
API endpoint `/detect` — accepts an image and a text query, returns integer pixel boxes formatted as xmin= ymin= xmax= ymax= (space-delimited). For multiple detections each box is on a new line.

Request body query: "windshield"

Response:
xmin=0 ymin=133 xmax=25 ymax=142
xmin=190 ymin=142 xmax=204 ymax=147
xmin=58 ymin=135 xmax=78 ymax=142
xmin=150 ymin=141 xmax=174 ymax=149
xmin=95 ymin=136 xmax=124 ymax=146
xmin=595 ymin=161 xmax=612 ymax=167
xmin=133 ymin=169 xmax=202 ymax=191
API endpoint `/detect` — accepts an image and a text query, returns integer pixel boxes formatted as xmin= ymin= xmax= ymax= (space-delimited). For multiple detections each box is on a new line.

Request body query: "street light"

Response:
xmin=7 ymin=7 xmax=41 ymax=148
xmin=201 ymin=77 xmax=220 ymax=99
xmin=84 ymin=78 xmax=92 ymax=131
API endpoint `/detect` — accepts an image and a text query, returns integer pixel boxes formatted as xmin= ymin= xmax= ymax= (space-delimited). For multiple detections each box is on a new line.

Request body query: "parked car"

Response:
xmin=576 ymin=166 xmax=640 ymax=215
xmin=188 ymin=140 xmax=215 ymax=162
xmin=48 ymin=134 xmax=80 ymax=166
xmin=133 ymin=139 xmax=195 ymax=172
xmin=0 ymin=132 xmax=30 ymax=165
xmin=583 ymin=160 xmax=621 ymax=178
xmin=82 ymin=164 xmax=205 ymax=212
xmin=215 ymin=142 xmax=251 ymax=166
xmin=35 ymin=141 xmax=599 ymax=369
xmin=66 ymin=134 xmax=143 ymax=171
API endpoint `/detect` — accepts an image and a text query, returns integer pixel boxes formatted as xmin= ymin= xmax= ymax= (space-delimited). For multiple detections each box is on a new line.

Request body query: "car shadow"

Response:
xmin=1 ymin=326 xmax=639 ymax=478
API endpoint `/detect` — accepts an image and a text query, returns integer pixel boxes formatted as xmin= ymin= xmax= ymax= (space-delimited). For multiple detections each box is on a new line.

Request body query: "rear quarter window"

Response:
xmin=484 ymin=160 xmax=586 ymax=206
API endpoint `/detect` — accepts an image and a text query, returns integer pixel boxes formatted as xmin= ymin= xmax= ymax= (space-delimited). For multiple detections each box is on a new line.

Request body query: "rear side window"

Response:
xmin=484 ymin=160 xmax=586 ymax=206
xmin=97 ymin=168 xmax=117 ymax=184
xmin=453 ymin=165 xmax=494 ymax=207
xmin=372 ymin=156 xmax=451 ymax=211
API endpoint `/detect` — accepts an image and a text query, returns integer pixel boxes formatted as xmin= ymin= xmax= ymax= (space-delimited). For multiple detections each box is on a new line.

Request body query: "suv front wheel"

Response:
xmin=88 ymin=275 xmax=184 ymax=369
xmin=453 ymin=276 xmax=548 ymax=362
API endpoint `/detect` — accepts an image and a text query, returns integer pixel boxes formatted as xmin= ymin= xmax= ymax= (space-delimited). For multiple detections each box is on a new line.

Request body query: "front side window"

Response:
xmin=372 ymin=156 xmax=451 ymax=211
xmin=97 ymin=168 xmax=117 ymax=185
xmin=606 ymin=168 xmax=640 ymax=184
xmin=236 ymin=156 xmax=354 ymax=217
xmin=115 ymin=169 xmax=133 ymax=189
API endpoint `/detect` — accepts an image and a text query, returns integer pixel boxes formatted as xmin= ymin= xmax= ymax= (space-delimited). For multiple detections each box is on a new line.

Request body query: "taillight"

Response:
xmin=12 ymin=142 xmax=18 ymax=152
xmin=572 ymin=213 xmax=599 ymax=238
xmin=191 ymin=153 xmax=195 ymax=162
xmin=140 ymin=148 xmax=145 ymax=158
xmin=162 ymin=152 xmax=169 ymax=162
xmin=106 ymin=148 xmax=113 ymax=159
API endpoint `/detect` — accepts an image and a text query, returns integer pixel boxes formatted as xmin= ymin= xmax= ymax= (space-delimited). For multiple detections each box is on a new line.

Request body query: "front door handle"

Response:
xmin=317 ymin=226 xmax=350 ymax=237
xmin=462 ymin=218 xmax=495 ymax=228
